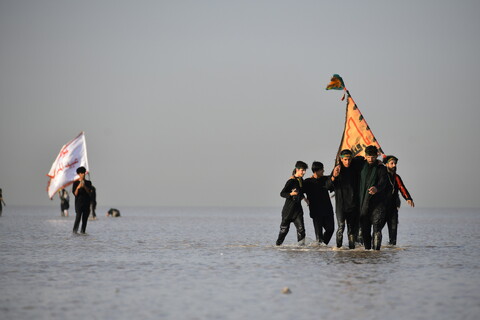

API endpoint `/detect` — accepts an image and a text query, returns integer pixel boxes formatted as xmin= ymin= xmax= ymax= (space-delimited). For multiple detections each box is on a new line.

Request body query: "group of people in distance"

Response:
xmin=276 ymin=145 xmax=414 ymax=251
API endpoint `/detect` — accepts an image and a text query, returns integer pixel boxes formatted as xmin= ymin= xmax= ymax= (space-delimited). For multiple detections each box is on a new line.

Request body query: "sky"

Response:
xmin=1 ymin=0 xmax=479 ymax=208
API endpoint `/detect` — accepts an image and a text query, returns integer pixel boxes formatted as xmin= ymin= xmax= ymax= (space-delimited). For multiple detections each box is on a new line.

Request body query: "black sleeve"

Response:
xmin=352 ymin=156 xmax=365 ymax=172
xmin=324 ymin=176 xmax=334 ymax=191
xmin=280 ymin=179 xmax=295 ymax=199
xmin=303 ymin=179 xmax=311 ymax=195
xmin=90 ymin=186 xmax=96 ymax=201
xmin=72 ymin=181 xmax=79 ymax=194
xmin=375 ymin=165 xmax=388 ymax=193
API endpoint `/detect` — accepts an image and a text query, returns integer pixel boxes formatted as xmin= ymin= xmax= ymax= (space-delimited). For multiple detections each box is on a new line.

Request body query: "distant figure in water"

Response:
xmin=72 ymin=166 xmax=92 ymax=234
xmin=0 ymin=188 xmax=6 ymax=216
xmin=276 ymin=161 xmax=308 ymax=246
xmin=382 ymin=155 xmax=415 ymax=245
xmin=58 ymin=188 xmax=70 ymax=217
xmin=90 ymin=185 xmax=97 ymax=219
xmin=106 ymin=208 xmax=121 ymax=217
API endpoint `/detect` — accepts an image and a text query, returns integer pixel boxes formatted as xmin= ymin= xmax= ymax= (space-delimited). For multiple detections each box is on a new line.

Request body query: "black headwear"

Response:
xmin=383 ymin=155 xmax=398 ymax=164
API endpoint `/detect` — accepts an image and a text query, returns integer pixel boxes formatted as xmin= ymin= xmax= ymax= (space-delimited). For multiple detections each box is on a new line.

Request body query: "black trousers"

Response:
xmin=276 ymin=211 xmax=306 ymax=245
xmin=383 ymin=203 xmax=399 ymax=245
xmin=360 ymin=203 xmax=386 ymax=250
xmin=73 ymin=203 xmax=90 ymax=233
xmin=335 ymin=210 xmax=359 ymax=248
xmin=312 ymin=214 xmax=334 ymax=245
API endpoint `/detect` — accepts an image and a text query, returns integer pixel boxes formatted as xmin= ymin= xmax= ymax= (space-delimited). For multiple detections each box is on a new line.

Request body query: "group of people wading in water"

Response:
xmin=276 ymin=145 xmax=414 ymax=250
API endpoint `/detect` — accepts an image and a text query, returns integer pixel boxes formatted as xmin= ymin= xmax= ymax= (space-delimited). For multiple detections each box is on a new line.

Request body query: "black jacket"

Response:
xmin=331 ymin=157 xmax=363 ymax=213
xmin=358 ymin=160 xmax=388 ymax=215
xmin=385 ymin=172 xmax=413 ymax=208
xmin=303 ymin=176 xmax=334 ymax=218
xmin=72 ymin=180 xmax=92 ymax=207
xmin=280 ymin=177 xmax=304 ymax=217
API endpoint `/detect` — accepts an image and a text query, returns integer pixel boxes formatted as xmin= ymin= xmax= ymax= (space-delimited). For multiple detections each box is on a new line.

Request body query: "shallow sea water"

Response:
xmin=0 ymin=206 xmax=479 ymax=320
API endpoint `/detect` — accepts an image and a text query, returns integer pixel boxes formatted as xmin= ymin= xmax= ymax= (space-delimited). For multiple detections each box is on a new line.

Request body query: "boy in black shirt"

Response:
xmin=276 ymin=161 xmax=308 ymax=246
xmin=303 ymin=162 xmax=335 ymax=245
xmin=72 ymin=166 xmax=92 ymax=234
xmin=331 ymin=150 xmax=363 ymax=249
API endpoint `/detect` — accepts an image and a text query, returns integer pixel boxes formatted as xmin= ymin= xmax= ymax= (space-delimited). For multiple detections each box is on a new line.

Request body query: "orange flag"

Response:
xmin=337 ymin=93 xmax=385 ymax=159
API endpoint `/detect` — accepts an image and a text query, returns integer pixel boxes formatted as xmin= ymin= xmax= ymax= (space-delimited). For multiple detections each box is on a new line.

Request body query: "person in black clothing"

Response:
xmin=72 ymin=166 xmax=92 ymax=234
xmin=276 ymin=161 xmax=308 ymax=246
xmin=383 ymin=155 xmax=415 ymax=245
xmin=106 ymin=208 xmax=121 ymax=217
xmin=90 ymin=185 xmax=97 ymax=219
xmin=58 ymin=188 xmax=70 ymax=217
xmin=0 ymin=188 xmax=5 ymax=217
xmin=358 ymin=146 xmax=388 ymax=250
xmin=303 ymin=161 xmax=335 ymax=245
xmin=331 ymin=149 xmax=363 ymax=249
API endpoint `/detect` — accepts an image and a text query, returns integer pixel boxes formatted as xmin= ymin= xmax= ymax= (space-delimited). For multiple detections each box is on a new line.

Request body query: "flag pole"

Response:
xmin=334 ymin=87 xmax=349 ymax=166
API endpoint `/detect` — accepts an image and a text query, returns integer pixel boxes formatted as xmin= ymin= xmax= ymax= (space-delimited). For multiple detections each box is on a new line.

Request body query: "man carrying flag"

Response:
xmin=47 ymin=132 xmax=89 ymax=199
xmin=72 ymin=166 xmax=92 ymax=234
xmin=327 ymin=75 xmax=389 ymax=249
xmin=46 ymin=132 xmax=92 ymax=232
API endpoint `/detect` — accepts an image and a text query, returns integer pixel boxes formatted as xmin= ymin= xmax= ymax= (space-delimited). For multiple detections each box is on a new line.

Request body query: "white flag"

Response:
xmin=46 ymin=132 xmax=89 ymax=199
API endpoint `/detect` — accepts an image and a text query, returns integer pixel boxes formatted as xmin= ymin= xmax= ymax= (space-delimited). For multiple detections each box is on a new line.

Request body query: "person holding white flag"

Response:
xmin=46 ymin=131 xmax=92 ymax=232
xmin=72 ymin=166 xmax=92 ymax=234
xmin=46 ymin=132 xmax=89 ymax=200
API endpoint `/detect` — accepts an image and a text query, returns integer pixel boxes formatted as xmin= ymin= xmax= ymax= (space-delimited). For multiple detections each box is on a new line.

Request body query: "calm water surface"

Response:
xmin=0 ymin=206 xmax=479 ymax=320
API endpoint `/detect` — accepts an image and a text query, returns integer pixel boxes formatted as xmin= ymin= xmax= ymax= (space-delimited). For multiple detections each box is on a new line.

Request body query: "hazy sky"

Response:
xmin=1 ymin=0 xmax=479 ymax=208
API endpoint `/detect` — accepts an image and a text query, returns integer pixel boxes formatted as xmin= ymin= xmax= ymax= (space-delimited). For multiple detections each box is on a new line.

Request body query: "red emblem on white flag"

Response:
xmin=46 ymin=132 xmax=89 ymax=199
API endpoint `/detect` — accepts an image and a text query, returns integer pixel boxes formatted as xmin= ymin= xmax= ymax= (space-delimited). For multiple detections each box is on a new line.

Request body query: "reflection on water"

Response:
xmin=0 ymin=206 xmax=479 ymax=320
xmin=329 ymin=249 xmax=400 ymax=264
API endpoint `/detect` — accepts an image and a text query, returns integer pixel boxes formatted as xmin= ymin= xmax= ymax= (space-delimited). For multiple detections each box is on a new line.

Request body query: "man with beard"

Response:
xmin=331 ymin=150 xmax=363 ymax=249
xmin=276 ymin=161 xmax=308 ymax=246
xmin=383 ymin=155 xmax=415 ymax=245
xmin=358 ymin=146 xmax=388 ymax=250
xmin=303 ymin=161 xmax=335 ymax=245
